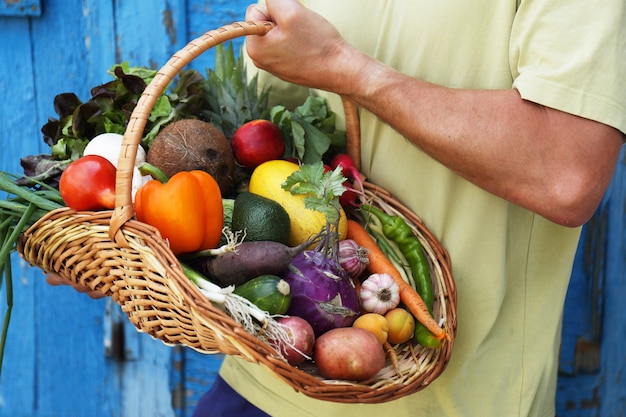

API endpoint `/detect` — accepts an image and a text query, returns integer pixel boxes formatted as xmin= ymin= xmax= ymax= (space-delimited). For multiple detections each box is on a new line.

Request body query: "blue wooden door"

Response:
xmin=556 ymin=150 xmax=626 ymax=417
xmin=0 ymin=1 xmax=244 ymax=415
xmin=0 ymin=1 xmax=624 ymax=416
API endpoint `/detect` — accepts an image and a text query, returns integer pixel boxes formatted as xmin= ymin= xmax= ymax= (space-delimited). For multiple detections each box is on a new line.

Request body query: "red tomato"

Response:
xmin=59 ymin=155 xmax=116 ymax=211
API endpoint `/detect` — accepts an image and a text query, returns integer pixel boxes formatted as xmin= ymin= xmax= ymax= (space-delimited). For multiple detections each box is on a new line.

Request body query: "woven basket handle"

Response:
xmin=109 ymin=21 xmax=360 ymax=243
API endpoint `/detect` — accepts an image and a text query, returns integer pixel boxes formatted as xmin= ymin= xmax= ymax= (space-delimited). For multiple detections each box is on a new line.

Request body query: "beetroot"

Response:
xmin=329 ymin=153 xmax=364 ymax=208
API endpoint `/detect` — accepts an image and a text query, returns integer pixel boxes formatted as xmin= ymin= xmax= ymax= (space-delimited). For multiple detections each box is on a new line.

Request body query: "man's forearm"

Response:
xmin=346 ymin=56 xmax=623 ymax=226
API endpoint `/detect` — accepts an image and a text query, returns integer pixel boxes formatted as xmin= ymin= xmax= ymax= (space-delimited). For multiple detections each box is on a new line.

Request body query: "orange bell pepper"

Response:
xmin=135 ymin=170 xmax=223 ymax=255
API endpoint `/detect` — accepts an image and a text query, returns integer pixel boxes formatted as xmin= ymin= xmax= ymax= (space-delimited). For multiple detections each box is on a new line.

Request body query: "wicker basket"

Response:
xmin=17 ymin=21 xmax=457 ymax=404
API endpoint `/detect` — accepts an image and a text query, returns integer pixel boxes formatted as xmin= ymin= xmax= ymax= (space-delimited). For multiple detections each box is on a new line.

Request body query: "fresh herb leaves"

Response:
xmin=282 ymin=162 xmax=346 ymax=226
xmin=271 ymin=96 xmax=345 ymax=165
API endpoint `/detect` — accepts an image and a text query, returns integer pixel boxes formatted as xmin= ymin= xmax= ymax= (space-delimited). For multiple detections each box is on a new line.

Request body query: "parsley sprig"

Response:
xmin=281 ymin=162 xmax=347 ymax=255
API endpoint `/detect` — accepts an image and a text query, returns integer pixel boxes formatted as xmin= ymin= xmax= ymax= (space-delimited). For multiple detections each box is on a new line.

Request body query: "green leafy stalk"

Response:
xmin=0 ymin=202 xmax=36 ymax=377
xmin=0 ymin=202 xmax=38 ymax=287
xmin=0 ymin=173 xmax=64 ymax=212
xmin=270 ymin=96 xmax=346 ymax=165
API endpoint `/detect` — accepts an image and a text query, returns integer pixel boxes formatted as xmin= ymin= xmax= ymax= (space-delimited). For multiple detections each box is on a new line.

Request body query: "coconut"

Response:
xmin=147 ymin=119 xmax=235 ymax=193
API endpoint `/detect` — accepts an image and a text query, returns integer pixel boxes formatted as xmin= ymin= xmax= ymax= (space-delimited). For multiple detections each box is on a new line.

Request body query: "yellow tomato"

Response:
xmin=385 ymin=308 xmax=416 ymax=344
xmin=352 ymin=313 xmax=389 ymax=344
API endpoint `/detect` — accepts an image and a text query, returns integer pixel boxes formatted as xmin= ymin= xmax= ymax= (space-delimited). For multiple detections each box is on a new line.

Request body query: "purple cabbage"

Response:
xmin=280 ymin=250 xmax=361 ymax=337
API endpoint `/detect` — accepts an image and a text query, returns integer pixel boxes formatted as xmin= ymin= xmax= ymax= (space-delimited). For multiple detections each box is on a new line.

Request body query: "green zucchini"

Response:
xmin=233 ymin=275 xmax=292 ymax=315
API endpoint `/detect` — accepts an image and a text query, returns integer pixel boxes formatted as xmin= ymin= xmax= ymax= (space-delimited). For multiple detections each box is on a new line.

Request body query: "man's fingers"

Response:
xmin=45 ymin=273 xmax=106 ymax=299
xmin=46 ymin=273 xmax=67 ymax=286
xmin=245 ymin=4 xmax=270 ymax=22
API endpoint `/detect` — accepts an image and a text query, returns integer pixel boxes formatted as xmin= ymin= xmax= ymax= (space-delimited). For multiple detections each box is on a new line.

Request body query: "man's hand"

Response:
xmin=46 ymin=273 xmax=105 ymax=299
xmin=245 ymin=0 xmax=363 ymax=95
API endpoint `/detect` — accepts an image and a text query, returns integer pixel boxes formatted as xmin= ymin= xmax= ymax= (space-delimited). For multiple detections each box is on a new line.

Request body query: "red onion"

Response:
xmin=338 ymin=239 xmax=369 ymax=278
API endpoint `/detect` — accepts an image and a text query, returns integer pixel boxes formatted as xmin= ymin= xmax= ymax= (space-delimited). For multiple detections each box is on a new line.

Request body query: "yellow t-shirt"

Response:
xmin=220 ymin=1 xmax=626 ymax=416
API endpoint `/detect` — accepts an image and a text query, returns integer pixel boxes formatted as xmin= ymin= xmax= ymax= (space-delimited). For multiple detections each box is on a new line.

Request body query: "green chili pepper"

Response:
xmin=361 ymin=204 xmax=441 ymax=348
xmin=414 ymin=323 xmax=443 ymax=348
xmin=361 ymin=205 xmax=433 ymax=307
xmin=366 ymin=224 xmax=415 ymax=288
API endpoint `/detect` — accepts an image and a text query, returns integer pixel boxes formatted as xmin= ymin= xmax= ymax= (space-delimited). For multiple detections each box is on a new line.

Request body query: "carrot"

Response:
xmin=346 ymin=220 xmax=447 ymax=343
xmin=384 ymin=340 xmax=401 ymax=376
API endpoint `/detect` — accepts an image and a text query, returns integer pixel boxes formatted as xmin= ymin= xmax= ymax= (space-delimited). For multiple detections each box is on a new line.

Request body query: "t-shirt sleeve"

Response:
xmin=510 ymin=0 xmax=626 ymax=135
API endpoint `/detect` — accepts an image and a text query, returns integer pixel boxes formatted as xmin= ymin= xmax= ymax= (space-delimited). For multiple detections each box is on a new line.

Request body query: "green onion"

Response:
xmin=0 ymin=172 xmax=64 ymax=376
xmin=0 ymin=172 xmax=64 ymax=212
xmin=0 ymin=256 xmax=12 ymax=375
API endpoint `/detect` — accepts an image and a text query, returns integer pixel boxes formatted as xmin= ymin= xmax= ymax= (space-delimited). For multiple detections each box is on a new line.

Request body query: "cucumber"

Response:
xmin=233 ymin=275 xmax=292 ymax=315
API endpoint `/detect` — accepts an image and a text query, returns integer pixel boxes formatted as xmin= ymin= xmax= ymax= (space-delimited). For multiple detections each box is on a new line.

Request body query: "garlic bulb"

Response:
xmin=359 ymin=273 xmax=400 ymax=314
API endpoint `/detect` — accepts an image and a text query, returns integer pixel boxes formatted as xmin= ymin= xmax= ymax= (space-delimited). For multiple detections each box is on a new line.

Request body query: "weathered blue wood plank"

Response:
xmin=556 ymin=148 xmax=626 ymax=417
xmin=0 ymin=18 xmax=43 ymax=171
xmin=556 ymin=220 xmax=605 ymax=415
xmin=0 ymin=0 xmax=41 ymax=17
xmin=0 ymin=15 xmax=41 ymax=417
xmin=177 ymin=350 xmax=225 ymax=416
xmin=116 ymin=335 xmax=176 ymax=417
xmin=559 ymin=218 xmax=605 ymax=376
xmin=557 ymin=373 xmax=602 ymax=417
xmin=29 ymin=0 xmax=94 ymax=127
xmin=114 ymin=0 xmax=186 ymax=69
xmin=185 ymin=0 xmax=251 ymax=72
xmin=598 ymin=150 xmax=626 ymax=416
xmin=81 ymin=0 xmax=116 ymax=88
xmin=19 ymin=2 xmax=113 ymax=416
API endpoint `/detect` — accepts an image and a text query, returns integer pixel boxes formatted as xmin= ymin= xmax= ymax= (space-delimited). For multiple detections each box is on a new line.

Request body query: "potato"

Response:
xmin=313 ymin=327 xmax=385 ymax=381
xmin=147 ymin=119 xmax=235 ymax=193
